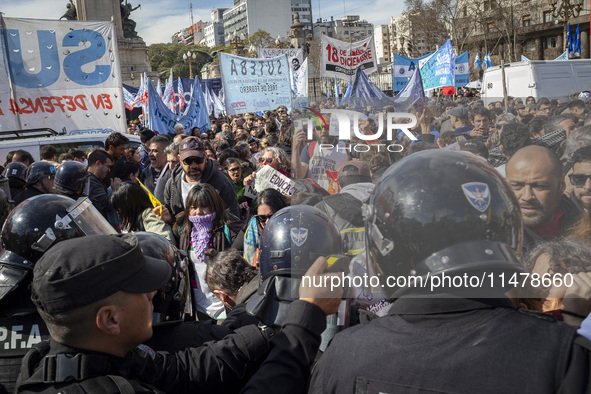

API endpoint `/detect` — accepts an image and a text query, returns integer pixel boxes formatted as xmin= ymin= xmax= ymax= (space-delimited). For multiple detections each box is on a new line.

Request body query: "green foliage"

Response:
xmin=243 ymin=29 xmax=275 ymax=48
xmin=148 ymin=43 xmax=213 ymax=80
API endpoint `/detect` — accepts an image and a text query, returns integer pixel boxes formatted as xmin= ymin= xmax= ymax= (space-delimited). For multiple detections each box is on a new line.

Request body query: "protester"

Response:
xmin=84 ymin=149 xmax=115 ymax=220
xmin=140 ymin=135 xmax=170 ymax=194
xmin=104 ymin=132 xmax=129 ymax=161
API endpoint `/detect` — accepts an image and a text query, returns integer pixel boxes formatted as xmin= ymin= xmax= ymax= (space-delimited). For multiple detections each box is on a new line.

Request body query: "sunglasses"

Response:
xmin=569 ymin=173 xmax=591 ymax=187
xmin=256 ymin=213 xmax=273 ymax=223
xmin=182 ymin=156 xmax=204 ymax=166
xmin=258 ymin=157 xmax=275 ymax=164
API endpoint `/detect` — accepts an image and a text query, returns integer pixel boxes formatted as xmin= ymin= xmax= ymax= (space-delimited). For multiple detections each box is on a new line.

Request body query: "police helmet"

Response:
xmin=0 ymin=195 xmax=116 ymax=301
xmin=0 ymin=189 xmax=9 ymax=225
xmin=26 ymin=161 xmax=57 ymax=186
xmin=54 ymin=161 xmax=87 ymax=193
xmin=259 ymin=204 xmax=342 ymax=279
xmin=364 ymin=149 xmax=524 ymax=299
xmin=4 ymin=162 xmax=28 ymax=181
xmin=135 ymin=232 xmax=189 ymax=322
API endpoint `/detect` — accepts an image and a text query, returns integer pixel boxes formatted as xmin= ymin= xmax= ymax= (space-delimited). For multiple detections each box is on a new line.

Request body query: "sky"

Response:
xmin=1 ymin=0 xmax=404 ymax=45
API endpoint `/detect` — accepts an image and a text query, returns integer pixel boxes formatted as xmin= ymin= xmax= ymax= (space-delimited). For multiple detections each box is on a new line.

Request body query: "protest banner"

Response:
xmin=219 ymin=52 xmax=292 ymax=115
xmin=392 ymin=52 xmax=433 ymax=91
xmin=321 ymin=35 xmax=377 ymax=80
xmin=251 ymin=165 xmax=305 ymax=197
xmin=292 ymin=58 xmax=309 ymax=111
xmin=420 ymin=39 xmax=455 ymax=91
xmin=258 ymin=48 xmax=303 ymax=73
xmin=0 ymin=16 xmax=126 ymax=134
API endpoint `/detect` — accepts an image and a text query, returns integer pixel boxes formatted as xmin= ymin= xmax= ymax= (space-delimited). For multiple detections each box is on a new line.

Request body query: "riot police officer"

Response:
xmin=53 ymin=160 xmax=87 ymax=199
xmin=0 ymin=195 xmax=116 ymax=394
xmin=309 ymin=149 xmax=591 ymax=393
xmin=13 ymin=161 xmax=57 ymax=205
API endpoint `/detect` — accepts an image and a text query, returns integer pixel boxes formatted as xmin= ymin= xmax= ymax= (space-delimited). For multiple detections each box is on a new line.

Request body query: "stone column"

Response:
xmin=582 ymin=29 xmax=590 ymax=59
xmin=75 ymin=0 xmax=124 ymax=39
xmin=535 ymin=37 xmax=543 ymax=60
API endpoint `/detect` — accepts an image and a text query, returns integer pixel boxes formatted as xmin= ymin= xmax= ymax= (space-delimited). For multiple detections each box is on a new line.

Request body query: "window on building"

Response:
xmin=546 ymin=37 xmax=557 ymax=48
xmin=543 ymin=10 xmax=553 ymax=23
xmin=522 ymin=15 xmax=531 ymax=27
xmin=368 ymin=30 xmax=372 ymax=34
xmin=528 ymin=42 xmax=536 ymax=51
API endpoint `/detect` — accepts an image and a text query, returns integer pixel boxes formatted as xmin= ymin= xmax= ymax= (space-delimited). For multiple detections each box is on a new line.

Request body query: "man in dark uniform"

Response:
xmin=16 ymin=233 xmax=341 ymax=393
xmin=13 ymin=162 xmax=56 ymax=205
xmin=310 ymin=149 xmax=591 ymax=393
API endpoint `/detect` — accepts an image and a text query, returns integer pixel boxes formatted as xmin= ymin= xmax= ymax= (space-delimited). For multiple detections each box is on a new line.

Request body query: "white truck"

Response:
xmin=480 ymin=59 xmax=591 ymax=105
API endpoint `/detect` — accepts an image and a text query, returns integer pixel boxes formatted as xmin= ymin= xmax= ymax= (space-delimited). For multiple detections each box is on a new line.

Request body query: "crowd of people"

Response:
xmin=2 ymin=90 xmax=591 ymax=392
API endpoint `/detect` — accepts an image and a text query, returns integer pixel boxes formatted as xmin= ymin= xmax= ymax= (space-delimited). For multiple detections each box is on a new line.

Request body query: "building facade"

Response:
xmin=223 ymin=0 xmax=299 ymax=42
xmin=312 ymin=15 xmax=374 ymax=42
xmin=374 ymin=25 xmax=392 ymax=63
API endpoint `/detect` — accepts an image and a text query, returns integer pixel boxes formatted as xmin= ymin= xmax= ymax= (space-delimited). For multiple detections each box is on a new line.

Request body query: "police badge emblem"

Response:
xmin=461 ymin=182 xmax=491 ymax=212
xmin=291 ymin=228 xmax=308 ymax=246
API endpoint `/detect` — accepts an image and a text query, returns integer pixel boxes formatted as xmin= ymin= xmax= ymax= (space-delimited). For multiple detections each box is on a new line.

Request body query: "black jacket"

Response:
xmin=16 ymin=301 xmax=325 ymax=394
xmin=84 ymin=173 xmax=111 ymax=219
xmin=310 ymin=296 xmax=591 ymax=394
xmin=12 ymin=186 xmax=43 ymax=206
xmin=163 ymin=159 xmax=240 ymax=220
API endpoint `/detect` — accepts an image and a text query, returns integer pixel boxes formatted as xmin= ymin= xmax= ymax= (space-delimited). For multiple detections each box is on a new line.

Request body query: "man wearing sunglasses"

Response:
xmin=163 ymin=136 xmax=240 ymax=222
xmin=568 ymin=146 xmax=591 ymax=214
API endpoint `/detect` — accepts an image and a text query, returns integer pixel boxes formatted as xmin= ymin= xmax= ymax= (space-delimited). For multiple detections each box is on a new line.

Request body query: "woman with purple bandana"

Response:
xmin=177 ymin=183 xmax=243 ymax=321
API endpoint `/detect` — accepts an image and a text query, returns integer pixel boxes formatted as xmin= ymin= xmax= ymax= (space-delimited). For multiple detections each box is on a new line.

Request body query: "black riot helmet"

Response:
xmin=54 ymin=160 xmax=87 ymax=195
xmin=0 ymin=189 xmax=9 ymax=225
xmin=364 ymin=149 xmax=524 ymax=300
xmin=4 ymin=162 xmax=28 ymax=181
xmin=258 ymin=204 xmax=342 ymax=280
xmin=134 ymin=232 xmax=190 ymax=322
xmin=0 ymin=195 xmax=117 ymax=301
xmin=26 ymin=161 xmax=57 ymax=186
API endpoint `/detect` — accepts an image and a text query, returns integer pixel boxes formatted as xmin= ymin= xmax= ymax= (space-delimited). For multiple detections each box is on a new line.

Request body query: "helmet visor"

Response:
xmin=66 ymin=198 xmax=117 ymax=236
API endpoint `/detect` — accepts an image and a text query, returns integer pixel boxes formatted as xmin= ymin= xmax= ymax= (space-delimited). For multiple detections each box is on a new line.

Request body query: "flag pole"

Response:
xmin=501 ymin=60 xmax=508 ymax=113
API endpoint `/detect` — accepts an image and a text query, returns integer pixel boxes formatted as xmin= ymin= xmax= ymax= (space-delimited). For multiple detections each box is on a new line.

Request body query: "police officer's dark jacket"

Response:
xmin=16 ymin=325 xmax=269 ymax=393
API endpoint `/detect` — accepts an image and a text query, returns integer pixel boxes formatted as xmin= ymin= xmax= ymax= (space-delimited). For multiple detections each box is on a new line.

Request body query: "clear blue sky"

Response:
xmin=1 ymin=0 xmax=402 ymax=45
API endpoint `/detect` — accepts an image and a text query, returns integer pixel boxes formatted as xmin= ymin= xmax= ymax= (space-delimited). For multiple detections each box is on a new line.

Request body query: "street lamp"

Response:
xmin=547 ymin=0 xmax=583 ymax=51
xmin=183 ymin=50 xmax=197 ymax=79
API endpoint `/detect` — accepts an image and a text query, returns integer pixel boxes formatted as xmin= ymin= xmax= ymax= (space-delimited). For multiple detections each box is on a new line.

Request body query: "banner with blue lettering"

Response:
xmin=146 ymin=78 xmax=210 ymax=135
xmin=420 ymin=39 xmax=455 ymax=91
xmin=219 ymin=52 xmax=291 ymax=115
xmin=454 ymin=51 xmax=469 ymax=87
xmin=392 ymin=52 xmax=433 ymax=91
xmin=0 ymin=17 xmax=125 ymax=134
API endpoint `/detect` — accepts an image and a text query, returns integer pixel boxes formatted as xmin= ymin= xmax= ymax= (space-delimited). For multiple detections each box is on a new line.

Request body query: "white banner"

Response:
xmin=253 ymin=165 xmax=305 ymax=196
xmin=258 ymin=48 xmax=304 ymax=72
xmin=0 ymin=17 xmax=126 ymax=134
xmin=321 ymin=35 xmax=377 ymax=80
xmin=219 ymin=52 xmax=292 ymax=115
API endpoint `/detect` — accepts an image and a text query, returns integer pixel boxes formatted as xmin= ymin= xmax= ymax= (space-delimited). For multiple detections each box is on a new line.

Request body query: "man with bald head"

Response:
xmin=506 ymin=145 xmax=581 ymax=254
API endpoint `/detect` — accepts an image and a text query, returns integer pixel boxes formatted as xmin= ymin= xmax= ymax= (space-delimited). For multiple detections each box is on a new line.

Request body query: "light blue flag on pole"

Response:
xmin=474 ymin=53 xmax=482 ymax=70
xmin=335 ymin=75 xmax=340 ymax=106
xmin=555 ymin=50 xmax=569 ymax=60
xmin=341 ymin=79 xmax=352 ymax=105
xmin=455 ymin=51 xmax=469 ymax=87
xmin=484 ymin=53 xmax=492 ymax=69
xmin=521 ymin=55 xmax=530 ymax=62
xmin=420 ymin=39 xmax=455 ymax=91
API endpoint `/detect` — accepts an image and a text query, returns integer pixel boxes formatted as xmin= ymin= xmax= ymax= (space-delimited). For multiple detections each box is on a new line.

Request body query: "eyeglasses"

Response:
xmin=569 ymin=173 xmax=591 ymax=187
xmin=182 ymin=156 xmax=204 ymax=166
xmin=277 ymin=110 xmax=286 ymax=114
xmin=228 ymin=167 xmax=241 ymax=172
xmin=256 ymin=213 xmax=273 ymax=223
xmin=258 ymin=157 xmax=275 ymax=164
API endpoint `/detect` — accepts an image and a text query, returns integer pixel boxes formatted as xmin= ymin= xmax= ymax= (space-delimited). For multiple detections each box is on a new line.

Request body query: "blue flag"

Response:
xmin=521 ymin=55 xmax=530 ymax=62
xmin=341 ymin=79 xmax=352 ymax=105
xmin=420 ymin=39 xmax=455 ymax=90
xmin=392 ymin=52 xmax=434 ymax=91
xmin=335 ymin=75 xmax=340 ymax=106
xmin=455 ymin=51 xmax=469 ymax=87
xmin=484 ymin=53 xmax=492 ymax=69
xmin=474 ymin=53 xmax=481 ymax=70
xmin=575 ymin=24 xmax=581 ymax=56
xmin=555 ymin=50 xmax=569 ymax=60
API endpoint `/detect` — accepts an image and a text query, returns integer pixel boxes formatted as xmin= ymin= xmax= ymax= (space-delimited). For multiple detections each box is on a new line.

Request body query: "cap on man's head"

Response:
xmin=337 ymin=160 xmax=371 ymax=179
xmin=179 ymin=136 xmax=205 ymax=160
xmin=448 ymin=105 xmax=469 ymax=119
xmin=32 ymin=234 xmax=172 ymax=314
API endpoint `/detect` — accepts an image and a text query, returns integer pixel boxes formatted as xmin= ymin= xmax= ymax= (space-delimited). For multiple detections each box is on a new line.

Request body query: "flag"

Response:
xmin=454 ymin=51 xmax=469 ymax=87
xmin=156 ymin=78 xmax=162 ymax=99
xmin=521 ymin=55 xmax=530 ymax=62
xmin=575 ymin=24 xmax=581 ymax=57
xmin=334 ymin=75 xmax=340 ymax=106
xmin=177 ymin=77 xmax=185 ymax=113
xmin=204 ymin=84 xmax=214 ymax=115
xmin=484 ymin=53 xmax=492 ymax=69
xmin=122 ymin=86 xmax=136 ymax=110
xmin=566 ymin=23 xmax=572 ymax=57
xmin=162 ymin=70 xmax=173 ymax=109
xmin=474 ymin=53 xmax=481 ymax=70
xmin=327 ymin=87 xmax=330 ymax=100
xmin=341 ymin=79 xmax=352 ymax=105
xmin=555 ymin=50 xmax=569 ymax=60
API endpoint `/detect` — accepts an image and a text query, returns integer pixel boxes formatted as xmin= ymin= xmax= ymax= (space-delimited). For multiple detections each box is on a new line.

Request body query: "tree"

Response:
xmin=243 ymin=29 xmax=275 ymax=48
xmin=148 ymin=43 xmax=212 ymax=80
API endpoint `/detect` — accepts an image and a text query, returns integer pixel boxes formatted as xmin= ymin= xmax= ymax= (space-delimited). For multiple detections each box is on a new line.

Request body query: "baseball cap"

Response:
xmin=179 ymin=136 xmax=205 ymax=161
xmin=32 ymin=233 xmax=172 ymax=314
xmin=448 ymin=105 xmax=469 ymax=119
xmin=337 ymin=161 xmax=371 ymax=179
